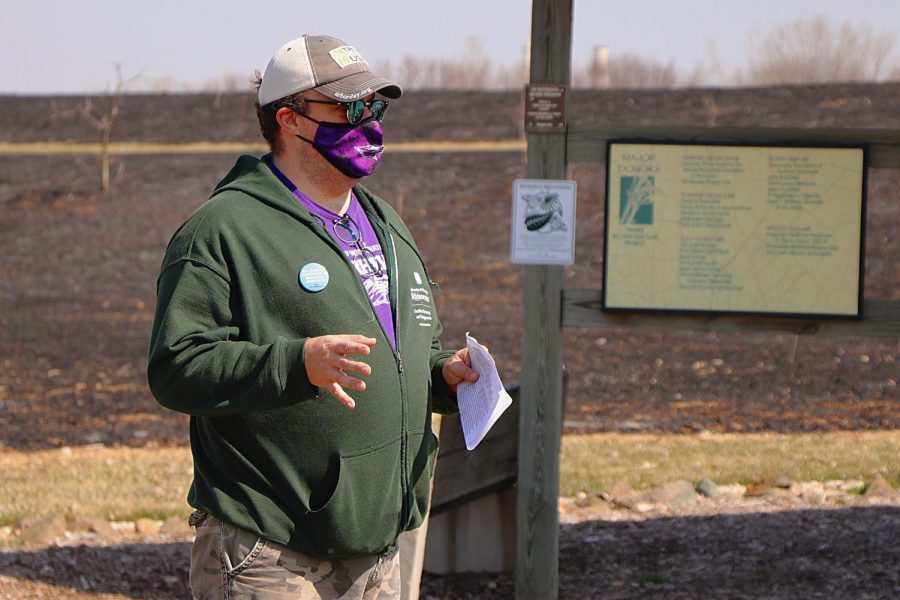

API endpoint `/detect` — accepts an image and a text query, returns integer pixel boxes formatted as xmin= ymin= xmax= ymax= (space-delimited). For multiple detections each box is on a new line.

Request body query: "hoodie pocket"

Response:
xmin=304 ymin=436 xmax=403 ymax=556
xmin=407 ymin=429 xmax=439 ymax=529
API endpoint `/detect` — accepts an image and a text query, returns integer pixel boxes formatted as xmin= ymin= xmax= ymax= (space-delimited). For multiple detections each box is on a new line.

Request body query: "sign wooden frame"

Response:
xmin=601 ymin=138 xmax=868 ymax=319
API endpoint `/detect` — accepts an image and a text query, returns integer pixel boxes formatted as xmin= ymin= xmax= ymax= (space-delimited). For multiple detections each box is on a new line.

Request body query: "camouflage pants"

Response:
xmin=189 ymin=511 xmax=401 ymax=599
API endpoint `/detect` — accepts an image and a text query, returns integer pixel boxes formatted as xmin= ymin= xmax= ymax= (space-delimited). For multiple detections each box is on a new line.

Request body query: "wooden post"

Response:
xmin=517 ymin=1 xmax=572 ymax=599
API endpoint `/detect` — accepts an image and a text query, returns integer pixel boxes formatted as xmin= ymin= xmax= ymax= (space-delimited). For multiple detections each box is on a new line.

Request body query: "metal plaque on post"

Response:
xmin=525 ymin=84 xmax=566 ymax=132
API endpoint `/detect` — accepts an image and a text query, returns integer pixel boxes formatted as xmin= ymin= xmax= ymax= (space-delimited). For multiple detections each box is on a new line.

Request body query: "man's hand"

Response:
xmin=442 ymin=347 xmax=480 ymax=395
xmin=304 ymin=335 xmax=376 ymax=409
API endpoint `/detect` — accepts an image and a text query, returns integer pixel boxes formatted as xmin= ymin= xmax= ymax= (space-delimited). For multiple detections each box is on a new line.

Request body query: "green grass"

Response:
xmin=0 ymin=446 xmax=193 ymax=526
xmin=560 ymin=431 xmax=899 ymax=496
xmin=1 ymin=431 xmax=897 ymax=526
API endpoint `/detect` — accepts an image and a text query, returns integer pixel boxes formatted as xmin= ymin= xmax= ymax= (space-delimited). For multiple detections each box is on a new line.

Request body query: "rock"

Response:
xmin=558 ymin=496 xmax=577 ymax=513
xmin=110 ymin=520 xmax=136 ymax=533
xmin=135 ymin=518 xmax=162 ymax=535
xmin=160 ymin=515 xmax=194 ymax=536
xmin=573 ymin=492 xmax=605 ymax=508
xmin=825 ymin=479 xmax=865 ymax=491
xmin=795 ymin=481 xmax=826 ymax=505
xmin=717 ymin=483 xmax=747 ymax=498
xmin=695 ymin=477 xmax=720 ymax=498
xmin=863 ymin=473 xmax=897 ymax=498
xmin=72 ymin=515 xmax=117 ymax=537
xmin=633 ymin=502 xmax=657 ymax=513
xmin=609 ymin=480 xmax=643 ymax=510
xmin=82 ymin=432 xmax=105 ymax=444
xmin=644 ymin=481 xmax=700 ymax=508
xmin=609 ymin=480 xmax=635 ymax=498
xmin=773 ymin=474 xmax=793 ymax=489
xmin=18 ymin=514 xmax=68 ymax=546
xmin=746 ymin=474 xmax=793 ymax=497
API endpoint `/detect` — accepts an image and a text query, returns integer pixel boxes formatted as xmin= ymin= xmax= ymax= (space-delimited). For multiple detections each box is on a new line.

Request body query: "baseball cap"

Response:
xmin=258 ymin=34 xmax=402 ymax=106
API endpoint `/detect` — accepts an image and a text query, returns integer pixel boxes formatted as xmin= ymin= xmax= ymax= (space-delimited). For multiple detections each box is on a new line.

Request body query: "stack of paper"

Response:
xmin=456 ymin=332 xmax=513 ymax=450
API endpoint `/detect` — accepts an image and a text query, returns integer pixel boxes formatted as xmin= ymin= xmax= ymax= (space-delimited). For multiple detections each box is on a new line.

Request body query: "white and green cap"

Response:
xmin=258 ymin=34 xmax=402 ymax=106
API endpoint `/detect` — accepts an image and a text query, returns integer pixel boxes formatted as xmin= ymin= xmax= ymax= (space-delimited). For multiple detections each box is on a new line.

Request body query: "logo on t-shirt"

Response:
xmin=364 ymin=275 xmax=390 ymax=307
xmin=346 ymin=246 xmax=389 ymax=308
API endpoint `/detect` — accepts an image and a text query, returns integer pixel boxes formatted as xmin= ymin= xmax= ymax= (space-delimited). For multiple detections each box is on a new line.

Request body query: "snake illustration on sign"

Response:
xmin=523 ymin=191 xmax=567 ymax=232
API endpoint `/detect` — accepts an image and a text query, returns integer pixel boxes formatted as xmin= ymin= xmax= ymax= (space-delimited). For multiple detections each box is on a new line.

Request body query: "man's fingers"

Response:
xmin=331 ymin=341 xmax=372 ymax=357
xmin=446 ymin=358 xmax=479 ymax=384
xmin=305 ymin=335 xmax=376 ymax=408
xmin=338 ymin=358 xmax=372 ymax=376
xmin=457 ymin=347 xmax=484 ymax=370
xmin=328 ymin=382 xmax=356 ymax=410
xmin=334 ymin=370 xmax=367 ymax=392
xmin=458 ymin=364 xmax=480 ymax=383
xmin=332 ymin=336 xmax=376 ymax=356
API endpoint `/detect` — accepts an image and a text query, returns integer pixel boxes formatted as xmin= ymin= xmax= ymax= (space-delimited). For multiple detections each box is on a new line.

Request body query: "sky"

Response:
xmin=3 ymin=0 xmax=900 ymax=94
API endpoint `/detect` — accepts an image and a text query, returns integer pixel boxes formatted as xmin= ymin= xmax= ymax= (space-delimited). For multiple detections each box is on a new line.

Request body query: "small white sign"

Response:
xmin=510 ymin=179 xmax=577 ymax=265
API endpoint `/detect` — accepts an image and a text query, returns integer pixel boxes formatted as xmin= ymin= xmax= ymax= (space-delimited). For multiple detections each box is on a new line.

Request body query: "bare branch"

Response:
xmin=75 ymin=64 xmax=130 ymax=194
xmin=744 ymin=16 xmax=897 ymax=84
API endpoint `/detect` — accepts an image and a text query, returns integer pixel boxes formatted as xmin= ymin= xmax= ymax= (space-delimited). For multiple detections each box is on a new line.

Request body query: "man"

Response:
xmin=147 ymin=34 xmax=478 ymax=599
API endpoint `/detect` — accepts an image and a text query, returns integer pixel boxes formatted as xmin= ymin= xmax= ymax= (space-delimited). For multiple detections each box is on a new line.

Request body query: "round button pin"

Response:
xmin=298 ymin=263 xmax=329 ymax=293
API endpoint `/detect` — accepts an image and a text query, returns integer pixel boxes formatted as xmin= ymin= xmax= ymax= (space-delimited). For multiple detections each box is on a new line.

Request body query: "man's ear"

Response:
xmin=275 ymin=107 xmax=302 ymax=135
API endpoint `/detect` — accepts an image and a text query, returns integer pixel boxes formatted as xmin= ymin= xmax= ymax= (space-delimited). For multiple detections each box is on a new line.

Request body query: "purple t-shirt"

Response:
xmin=267 ymin=162 xmax=396 ymax=349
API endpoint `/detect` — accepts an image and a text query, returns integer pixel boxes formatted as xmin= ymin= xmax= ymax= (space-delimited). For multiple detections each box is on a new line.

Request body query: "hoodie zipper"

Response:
xmin=313 ymin=209 xmax=411 ymax=530
xmin=381 ymin=228 xmax=410 ymax=529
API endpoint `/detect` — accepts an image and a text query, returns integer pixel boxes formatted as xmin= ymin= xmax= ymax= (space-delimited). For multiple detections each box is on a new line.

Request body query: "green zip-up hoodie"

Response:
xmin=147 ymin=154 xmax=458 ymax=558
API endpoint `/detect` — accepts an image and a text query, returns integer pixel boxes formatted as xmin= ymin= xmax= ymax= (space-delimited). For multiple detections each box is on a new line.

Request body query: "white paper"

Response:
xmin=456 ymin=332 xmax=513 ymax=450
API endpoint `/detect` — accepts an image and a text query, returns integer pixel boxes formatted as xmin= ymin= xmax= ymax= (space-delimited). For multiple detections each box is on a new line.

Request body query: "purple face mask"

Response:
xmin=296 ymin=114 xmax=384 ymax=179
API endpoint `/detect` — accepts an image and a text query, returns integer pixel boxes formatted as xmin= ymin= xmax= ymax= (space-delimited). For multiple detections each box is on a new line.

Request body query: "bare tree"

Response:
xmin=573 ymin=53 xmax=679 ymax=89
xmin=377 ymin=36 xmax=527 ymax=90
xmin=80 ymin=64 xmax=130 ymax=194
xmin=742 ymin=16 xmax=896 ymax=84
xmin=609 ymin=54 xmax=679 ymax=89
xmin=683 ymin=41 xmax=727 ymax=87
xmin=377 ymin=55 xmax=439 ymax=89
xmin=888 ymin=64 xmax=900 ymax=82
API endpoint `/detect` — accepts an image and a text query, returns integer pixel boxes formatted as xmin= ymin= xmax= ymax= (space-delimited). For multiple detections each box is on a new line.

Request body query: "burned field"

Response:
xmin=0 ymin=84 xmax=898 ymax=449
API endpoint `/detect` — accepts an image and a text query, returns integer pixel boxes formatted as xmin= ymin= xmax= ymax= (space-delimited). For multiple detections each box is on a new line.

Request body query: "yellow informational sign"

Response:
xmin=603 ymin=142 xmax=866 ymax=317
